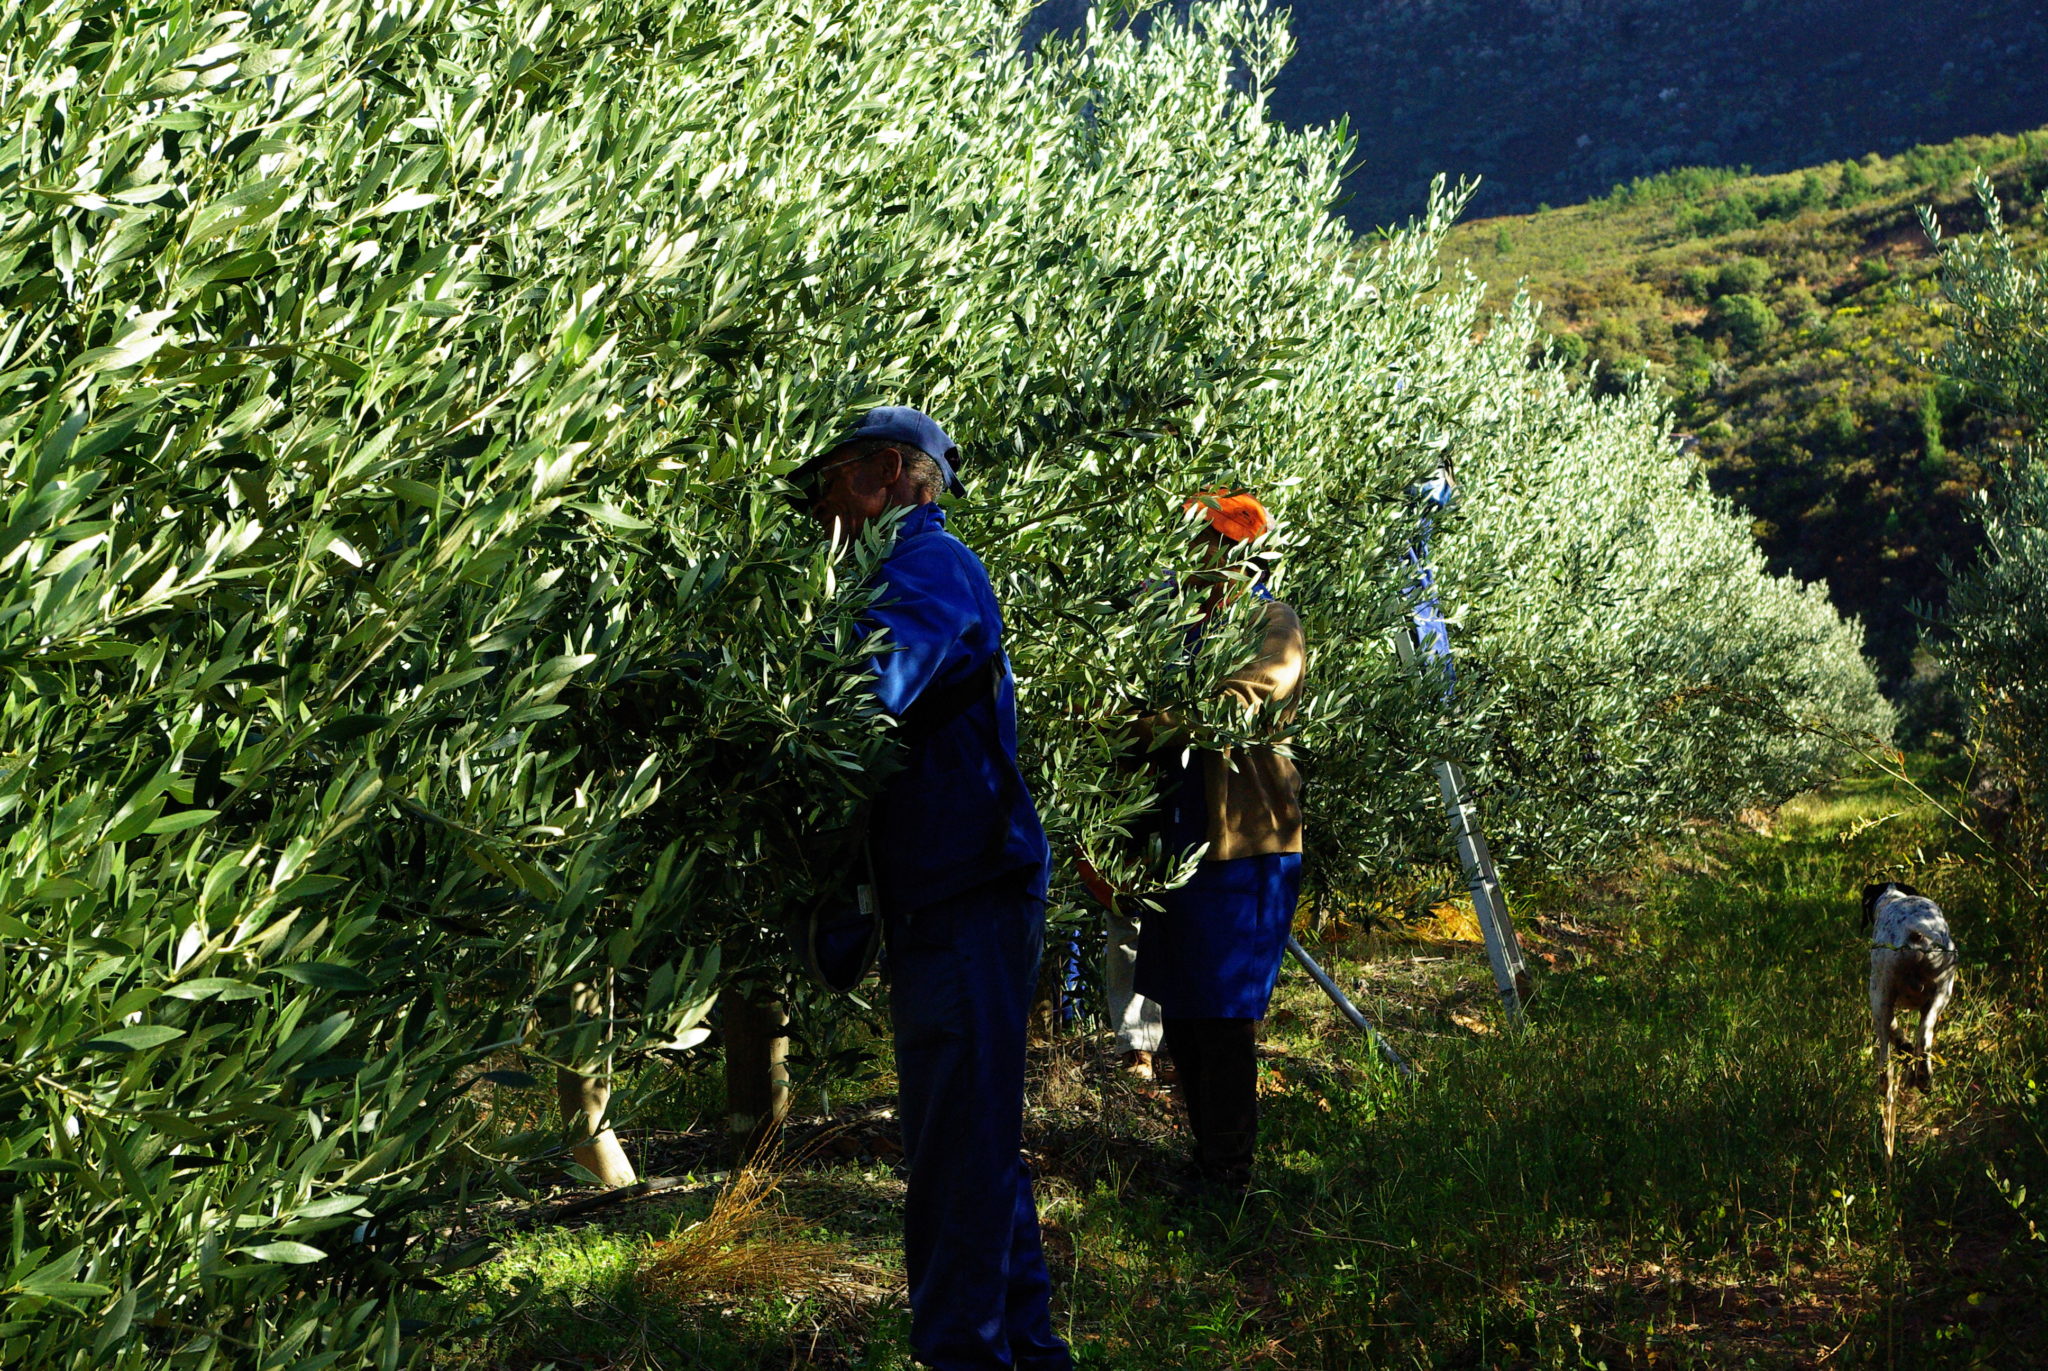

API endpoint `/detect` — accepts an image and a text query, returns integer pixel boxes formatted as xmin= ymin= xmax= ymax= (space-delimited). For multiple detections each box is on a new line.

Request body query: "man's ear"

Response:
xmin=845 ymin=449 xmax=894 ymax=501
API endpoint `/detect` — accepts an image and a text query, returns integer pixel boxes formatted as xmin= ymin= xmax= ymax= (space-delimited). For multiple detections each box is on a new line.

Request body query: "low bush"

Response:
xmin=1715 ymin=257 xmax=1773 ymax=298
xmin=1711 ymin=292 xmax=1781 ymax=350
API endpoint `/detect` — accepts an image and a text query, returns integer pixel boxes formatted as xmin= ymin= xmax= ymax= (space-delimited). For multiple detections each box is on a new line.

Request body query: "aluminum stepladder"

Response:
xmin=1390 ymin=626 xmax=1531 ymax=1024
xmin=1395 ymin=472 xmax=1532 ymax=1025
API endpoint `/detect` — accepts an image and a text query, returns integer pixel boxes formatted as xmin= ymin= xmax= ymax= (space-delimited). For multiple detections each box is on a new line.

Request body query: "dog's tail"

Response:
xmin=1907 ymin=926 xmax=1959 ymax=972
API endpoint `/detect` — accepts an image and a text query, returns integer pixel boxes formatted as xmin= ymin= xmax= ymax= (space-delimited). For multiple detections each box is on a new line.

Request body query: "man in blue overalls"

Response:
xmin=793 ymin=407 xmax=1072 ymax=1371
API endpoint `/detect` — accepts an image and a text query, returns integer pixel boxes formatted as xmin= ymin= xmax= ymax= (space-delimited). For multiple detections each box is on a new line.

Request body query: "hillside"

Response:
xmin=1028 ymin=0 xmax=2048 ymax=229
xmin=1272 ymin=0 xmax=2048 ymax=227
xmin=1444 ymin=130 xmax=2048 ymax=695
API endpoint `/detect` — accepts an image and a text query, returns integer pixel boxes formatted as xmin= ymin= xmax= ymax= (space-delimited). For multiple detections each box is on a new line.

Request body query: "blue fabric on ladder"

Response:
xmin=1404 ymin=471 xmax=1457 ymax=687
xmin=1408 ymin=584 xmax=1453 ymax=666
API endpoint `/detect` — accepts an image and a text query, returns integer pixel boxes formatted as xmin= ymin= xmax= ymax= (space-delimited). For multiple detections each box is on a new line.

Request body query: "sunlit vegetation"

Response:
xmin=0 ymin=0 xmax=1955 ymax=1366
xmin=1447 ymin=131 xmax=2048 ymax=693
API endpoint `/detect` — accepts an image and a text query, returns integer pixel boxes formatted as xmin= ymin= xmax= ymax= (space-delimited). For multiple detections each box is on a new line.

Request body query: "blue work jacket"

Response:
xmin=864 ymin=503 xmax=1050 ymax=915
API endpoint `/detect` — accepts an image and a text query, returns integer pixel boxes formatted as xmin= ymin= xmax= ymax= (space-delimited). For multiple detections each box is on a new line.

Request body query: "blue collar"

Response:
xmin=898 ymin=502 xmax=947 ymax=539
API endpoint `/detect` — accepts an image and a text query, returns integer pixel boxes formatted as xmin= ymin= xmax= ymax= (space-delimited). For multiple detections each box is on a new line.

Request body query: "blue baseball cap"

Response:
xmin=792 ymin=406 xmax=966 ymax=499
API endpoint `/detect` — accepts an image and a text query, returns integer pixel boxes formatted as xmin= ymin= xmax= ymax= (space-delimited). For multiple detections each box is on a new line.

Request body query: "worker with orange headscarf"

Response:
xmin=1134 ymin=489 xmax=1306 ymax=1196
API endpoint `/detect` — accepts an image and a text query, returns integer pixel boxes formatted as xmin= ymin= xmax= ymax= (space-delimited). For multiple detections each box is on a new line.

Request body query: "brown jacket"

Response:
xmin=1198 ymin=599 xmax=1306 ymax=861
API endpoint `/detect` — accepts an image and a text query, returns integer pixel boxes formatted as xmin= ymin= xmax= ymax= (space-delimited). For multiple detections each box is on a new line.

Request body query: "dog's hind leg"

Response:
xmin=1870 ymin=962 xmax=1895 ymax=1095
xmin=1913 ymin=981 xmax=1953 ymax=1091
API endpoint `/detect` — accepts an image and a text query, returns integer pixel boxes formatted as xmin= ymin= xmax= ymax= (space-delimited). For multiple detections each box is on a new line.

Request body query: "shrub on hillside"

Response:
xmin=1711 ymin=293 xmax=1781 ymax=351
xmin=1837 ymin=157 xmax=1874 ymax=204
xmin=1603 ymin=165 xmax=1748 ymax=210
xmin=1715 ymin=258 xmax=1773 ymax=298
xmin=1933 ymin=177 xmax=2048 ymax=866
xmin=1679 ymin=192 xmax=1761 ymax=238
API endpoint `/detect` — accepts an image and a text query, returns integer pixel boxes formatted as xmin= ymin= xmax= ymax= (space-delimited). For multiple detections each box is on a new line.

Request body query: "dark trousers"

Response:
xmin=1162 ymin=1016 xmax=1261 ymax=1186
xmin=889 ymin=883 xmax=1071 ymax=1371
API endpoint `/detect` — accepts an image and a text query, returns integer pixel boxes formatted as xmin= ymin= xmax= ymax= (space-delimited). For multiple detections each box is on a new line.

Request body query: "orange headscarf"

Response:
xmin=1185 ymin=489 xmax=1270 ymax=544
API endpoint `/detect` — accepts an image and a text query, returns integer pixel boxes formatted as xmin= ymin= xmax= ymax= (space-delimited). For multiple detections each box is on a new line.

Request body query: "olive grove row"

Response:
xmin=0 ymin=0 xmax=1886 ymax=1363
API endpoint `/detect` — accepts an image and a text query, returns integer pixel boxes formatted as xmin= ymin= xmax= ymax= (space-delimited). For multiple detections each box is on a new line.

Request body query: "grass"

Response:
xmin=418 ymin=759 xmax=2048 ymax=1367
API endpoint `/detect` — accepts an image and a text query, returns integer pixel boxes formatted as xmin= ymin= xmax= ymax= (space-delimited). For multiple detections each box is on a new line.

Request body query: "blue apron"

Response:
xmin=1135 ymin=847 xmax=1302 ymax=1019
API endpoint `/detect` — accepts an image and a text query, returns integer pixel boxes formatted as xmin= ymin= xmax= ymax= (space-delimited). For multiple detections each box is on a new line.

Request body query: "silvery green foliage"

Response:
xmin=1931 ymin=177 xmax=2048 ymax=422
xmin=1933 ymin=178 xmax=2048 ymax=863
xmin=1421 ymin=292 xmax=1893 ymax=869
xmin=0 ymin=0 xmax=1882 ymax=1362
xmin=0 ymin=4 xmax=760 ymax=1365
xmin=1943 ymin=463 xmax=2048 ymax=864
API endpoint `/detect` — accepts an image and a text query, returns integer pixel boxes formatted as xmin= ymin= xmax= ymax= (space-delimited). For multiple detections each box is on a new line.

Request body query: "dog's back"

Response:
xmin=1863 ymin=881 xmax=1959 ymax=1089
xmin=1869 ymin=888 xmax=1957 ymax=1002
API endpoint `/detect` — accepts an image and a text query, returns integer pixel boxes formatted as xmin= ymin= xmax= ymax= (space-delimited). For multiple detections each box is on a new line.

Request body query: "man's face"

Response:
xmin=1189 ymin=525 xmax=1257 ymax=611
xmin=807 ymin=446 xmax=899 ymax=542
xmin=1190 ymin=525 xmax=1235 ymax=579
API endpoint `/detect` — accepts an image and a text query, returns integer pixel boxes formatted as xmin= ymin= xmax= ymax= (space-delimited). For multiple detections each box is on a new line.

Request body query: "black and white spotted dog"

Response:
xmin=1862 ymin=882 xmax=1959 ymax=1091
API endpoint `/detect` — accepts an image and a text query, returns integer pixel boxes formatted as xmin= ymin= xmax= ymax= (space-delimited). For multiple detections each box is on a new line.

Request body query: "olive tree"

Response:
xmin=1931 ymin=177 xmax=2048 ymax=868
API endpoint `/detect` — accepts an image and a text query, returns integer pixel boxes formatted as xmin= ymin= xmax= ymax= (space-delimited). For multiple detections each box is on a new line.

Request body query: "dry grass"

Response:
xmin=637 ymin=1143 xmax=891 ymax=1307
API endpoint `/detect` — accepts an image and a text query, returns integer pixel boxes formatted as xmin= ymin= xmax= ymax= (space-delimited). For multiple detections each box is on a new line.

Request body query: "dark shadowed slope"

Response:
xmin=1032 ymin=0 xmax=2048 ymax=229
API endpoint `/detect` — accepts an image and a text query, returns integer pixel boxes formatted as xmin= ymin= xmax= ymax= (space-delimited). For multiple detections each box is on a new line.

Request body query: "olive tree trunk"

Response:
xmin=554 ymin=977 xmax=638 ymax=1188
xmin=723 ymin=984 xmax=790 ymax=1164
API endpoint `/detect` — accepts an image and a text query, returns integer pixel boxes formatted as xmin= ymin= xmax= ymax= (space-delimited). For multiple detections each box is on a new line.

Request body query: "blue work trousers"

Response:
xmin=889 ymin=881 xmax=1071 ymax=1371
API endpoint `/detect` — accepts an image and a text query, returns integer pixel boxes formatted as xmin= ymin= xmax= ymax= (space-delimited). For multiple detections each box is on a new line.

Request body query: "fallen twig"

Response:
xmin=515 ymin=1173 xmax=715 ymax=1230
